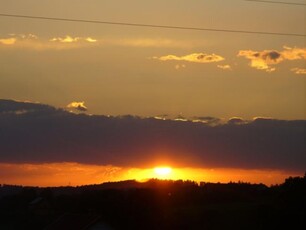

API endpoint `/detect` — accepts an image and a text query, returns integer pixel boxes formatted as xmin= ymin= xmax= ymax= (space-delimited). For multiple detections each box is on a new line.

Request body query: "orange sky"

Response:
xmin=0 ymin=0 xmax=305 ymax=120
xmin=0 ymin=162 xmax=302 ymax=187
xmin=0 ymin=1 xmax=305 ymax=187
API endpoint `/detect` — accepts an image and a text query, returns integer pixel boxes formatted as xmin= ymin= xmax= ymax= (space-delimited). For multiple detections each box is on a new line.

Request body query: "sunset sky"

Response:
xmin=0 ymin=0 xmax=305 ymax=186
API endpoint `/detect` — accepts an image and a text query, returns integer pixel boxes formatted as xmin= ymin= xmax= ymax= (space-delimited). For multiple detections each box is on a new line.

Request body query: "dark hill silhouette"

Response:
xmin=0 ymin=175 xmax=305 ymax=229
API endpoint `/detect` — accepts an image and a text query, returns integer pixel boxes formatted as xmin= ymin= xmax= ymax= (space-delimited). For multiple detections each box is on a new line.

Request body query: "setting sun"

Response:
xmin=154 ymin=167 xmax=172 ymax=178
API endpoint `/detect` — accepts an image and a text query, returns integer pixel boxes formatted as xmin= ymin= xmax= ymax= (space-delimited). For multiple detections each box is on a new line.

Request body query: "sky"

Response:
xmin=0 ymin=0 xmax=305 ymax=186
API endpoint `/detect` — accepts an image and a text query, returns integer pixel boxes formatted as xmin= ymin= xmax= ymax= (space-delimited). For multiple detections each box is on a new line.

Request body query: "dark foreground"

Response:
xmin=0 ymin=175 xmax=305 ymax=230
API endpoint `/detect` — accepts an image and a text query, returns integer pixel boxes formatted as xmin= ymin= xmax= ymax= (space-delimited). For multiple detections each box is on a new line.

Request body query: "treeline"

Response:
xmin=0 ymin=175 xmax=305 ymax=229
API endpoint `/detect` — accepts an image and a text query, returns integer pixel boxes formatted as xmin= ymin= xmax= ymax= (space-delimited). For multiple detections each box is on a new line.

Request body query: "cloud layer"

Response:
xmin=0 ymin=34 xmax=197 ymax=50
xmin=0 ymin=99 xmax=305 ymax=172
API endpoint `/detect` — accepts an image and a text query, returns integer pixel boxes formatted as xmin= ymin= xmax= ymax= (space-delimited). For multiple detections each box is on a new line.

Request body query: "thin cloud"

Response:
xmin=67 ymin=101 xmax=88 ymax=112
xmin=0 ymin=38 xmax=17 ymax=45
xmin=8 ymin=34 xmax=38 ymax=39
xmin=154 ymin=53 xmax=225 ymax=64
xmin=0 ymin=34 xmax=198 ymax=50
xmin=115 ymin=38 xmax=194 ymax=48
xmin=252 ymin=117 xmax=273 ymax=121
xmin=50 ymin=36 xmax=80 ymax=43
xmin=175 ymin=64 xmax=186 ymax=70
xmin=191 ymin=116 xmax=222 ymax=125
xmin=238 ymin=46 xmax=306 ymax=72
xmin=50 ymin=36 xmax=97 ymax=43
xmin=0 ymin=34 xmax=38 ymax=46
xmin=85 ymin=37 xmax=98 ymax=43
xmin=282 ymin=46 xmax=306 ymax=60
xmin=217 ymin=64 xmax=232 ymax=70
xmin=0 ymin=34 xmax=98 ymax=50
xmin=291 ymin=68 xmax=306 ymax=75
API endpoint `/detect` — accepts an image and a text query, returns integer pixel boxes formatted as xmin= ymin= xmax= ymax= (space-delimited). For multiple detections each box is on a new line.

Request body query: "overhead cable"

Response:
xmin=0 ymin=13 xmax=305 ymax=37
xmin=244 ymin=0 xmax=306 ymax=6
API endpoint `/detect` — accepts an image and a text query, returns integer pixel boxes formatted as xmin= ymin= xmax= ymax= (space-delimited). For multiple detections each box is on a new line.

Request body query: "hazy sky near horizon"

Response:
xmin=0 ymin=0 xmax=306 ymax=119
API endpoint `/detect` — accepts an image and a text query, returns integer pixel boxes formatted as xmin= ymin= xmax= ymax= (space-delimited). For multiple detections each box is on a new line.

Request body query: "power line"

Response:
xmin=0 ymin=13 xmax=305 ymax=37
xmin=244 ymin=0 xmax=306 ymax=6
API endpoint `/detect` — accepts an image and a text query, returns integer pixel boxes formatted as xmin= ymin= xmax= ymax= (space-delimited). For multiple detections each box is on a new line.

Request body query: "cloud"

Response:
xmin=282 ymin=46 xmax=306 ymax=60
xmin=175 ymin=64 xmax=186 ymax=70
xmin=0 ymin=34 xmax=38 ymax=45
xmin=291 ymin=68 xmax=306 ymax=75
xmin=0 ymin=99 xmax=305 ymax=172
xmin=50 ymin=36 xmax=97 ymax=43
xmin=154 ymin=53 xmax=225 ymax=64
xmin=217 ymin=64 xmax=232 ymax=70
xmin=0 ymin=34 xmax=38 ymax=46
xmin=238 ymin=47 xmax=306 ymax=72
xmin=0 ymin=34 xmax=98 ymax=50
xmin=191 ymin=116 xmax=221 ymax=125
xmin=50 ymin=36 xmax=80 ymax=43
xmin=115 ymin=38 xmax=193 ymax=48
xmin=0 ymin=99 xmax=58 ymax=114
xmin=8 ymin=34 xmax=38 ymax=39
xmin=67 ymin=101 xmax=88 ymax=112
xmin=238 ymin=50 xmax=281 ymax=72
xmin=0 ymin=38 xmax=17 ymax=45
xmin=0 ymin=34 xmax=198 ymax=50
xmin=85 ymin=37 xmax=98 ymax=43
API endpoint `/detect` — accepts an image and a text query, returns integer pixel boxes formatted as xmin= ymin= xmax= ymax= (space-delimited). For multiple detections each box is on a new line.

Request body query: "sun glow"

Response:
xmin=154 ymin=167 xmax=172 ymax=178
xmin=0 ymin=163 xmax=300 ymax=187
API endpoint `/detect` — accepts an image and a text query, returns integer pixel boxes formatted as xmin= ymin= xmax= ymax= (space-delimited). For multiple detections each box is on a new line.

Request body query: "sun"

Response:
xmin=153 ymin=167 xmax=172 ymax=179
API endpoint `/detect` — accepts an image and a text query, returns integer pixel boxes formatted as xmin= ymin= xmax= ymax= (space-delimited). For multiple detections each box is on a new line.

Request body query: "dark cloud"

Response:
xmin=0 ymin=99 xmax=305 ymax=171
xmin=192 ymin=116 xmax=221 ymax=125
xmin=227 ymin=117 xmax=246 ymax=125
xmin=262 ymin=51 xmax=281 ymax=61
xmin=0 ymin=99 xmax=57 ymax=114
